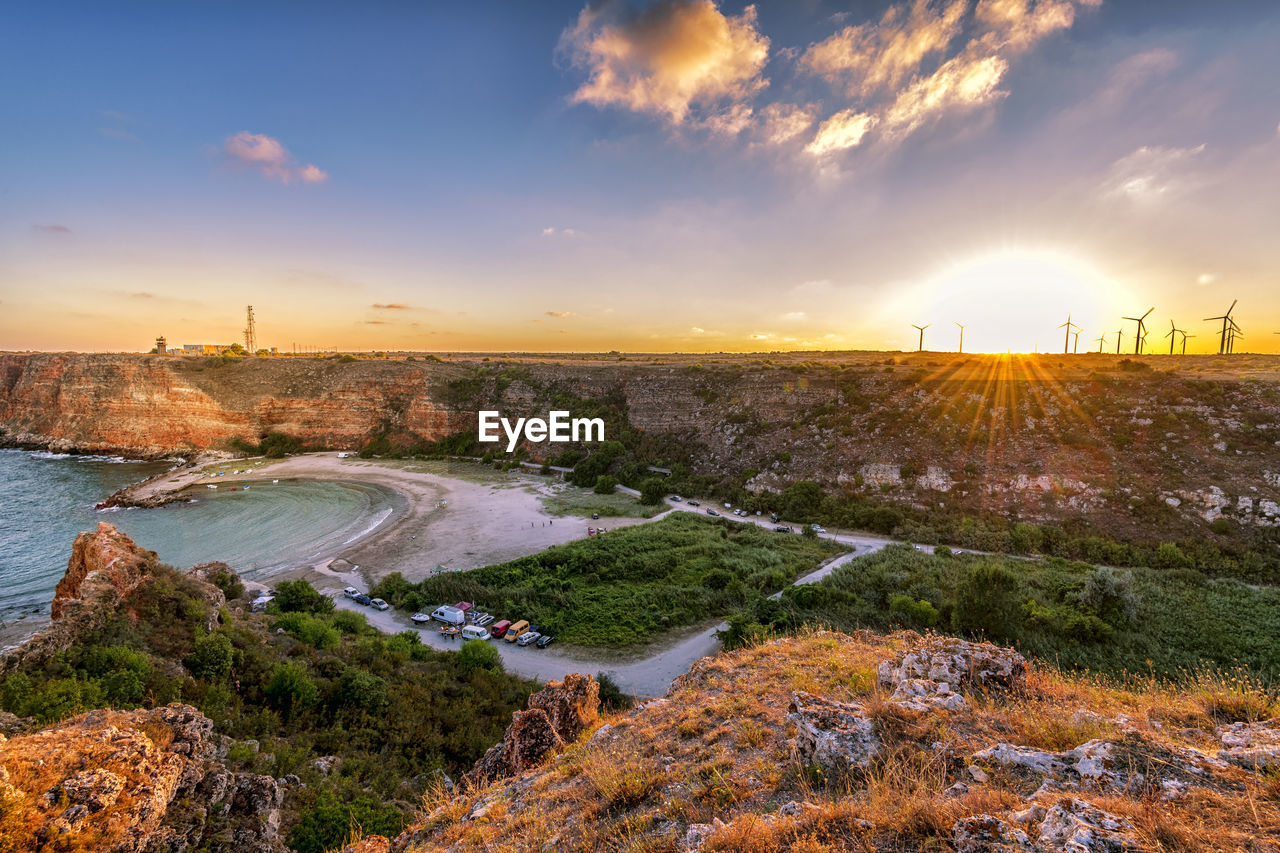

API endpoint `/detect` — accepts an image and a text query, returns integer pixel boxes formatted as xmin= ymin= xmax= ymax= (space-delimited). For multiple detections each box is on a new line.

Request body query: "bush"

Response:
xmin=888 ymin=594 xmax=939 ymax=628
xmin=952 ymin=561 xmax=1023 ymax=642
xmin=264 ymin=662 xmax=319 ymax=719
xmin=638 ymin=477 xmax=666 ymax=506
xmin=456 ymin=639 xmax=503 ymax=673
xmin=272 ymin=612 xmax=340 ymax=649
xmin=186 ymin=632 xmax=234 ymax=680
xmin=594 ymin=475 xmax=619 ymax=495
xmin=272 ymin=580 xmax=335 ymax=615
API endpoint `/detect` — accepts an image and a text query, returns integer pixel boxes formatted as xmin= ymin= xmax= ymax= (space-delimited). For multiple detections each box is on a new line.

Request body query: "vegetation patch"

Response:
xmin=371 ymin=513 xmax=844 ymax=648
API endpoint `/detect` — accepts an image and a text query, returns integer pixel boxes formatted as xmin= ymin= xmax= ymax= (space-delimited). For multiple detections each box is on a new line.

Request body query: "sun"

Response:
xmin=907 ymin=249 xmax=1127 ymax=354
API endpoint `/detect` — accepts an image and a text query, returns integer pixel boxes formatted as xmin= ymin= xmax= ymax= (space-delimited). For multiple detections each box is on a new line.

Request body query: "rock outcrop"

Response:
xmin=877 ymin=634 xmax=1027 ymax=711
xmin=1 ymin=523 xmax=227 ymax=674
xmin=0 ymin=703 xmax=284 ymax=853
xmin=787 ymin=691 xmax=880 ymax=774
xmin=51 ymin=521 xmax=161 ymax=620
xmin=1216 ymin=718 xmax=1280 ymax=770
xmin=466 ymin=673 xmax=599 ymax=787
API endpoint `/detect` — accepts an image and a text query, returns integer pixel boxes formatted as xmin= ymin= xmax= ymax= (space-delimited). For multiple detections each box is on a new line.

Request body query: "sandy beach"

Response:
xmin=120 ymin=452 xmax=667 ymax=594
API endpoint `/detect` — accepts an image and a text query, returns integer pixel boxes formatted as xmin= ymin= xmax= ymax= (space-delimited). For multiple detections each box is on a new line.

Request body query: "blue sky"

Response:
xmin=2 ymin=1 xmax=1278 ymax=353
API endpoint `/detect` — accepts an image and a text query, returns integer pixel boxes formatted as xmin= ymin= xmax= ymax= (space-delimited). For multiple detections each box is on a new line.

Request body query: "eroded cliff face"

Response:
xmin=4 ymin=352 xmax=1280 ymax=540
xmin=0 ymin=353 xmax=464 ymax=458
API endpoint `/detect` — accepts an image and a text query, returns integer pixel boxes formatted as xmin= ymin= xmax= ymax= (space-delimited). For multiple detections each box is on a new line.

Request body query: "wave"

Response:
xmin=342 ymin=507 xmax=394 ymax=545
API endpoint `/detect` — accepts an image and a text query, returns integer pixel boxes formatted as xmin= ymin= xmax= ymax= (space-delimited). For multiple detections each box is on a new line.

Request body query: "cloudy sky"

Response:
xmin=2 ymin=0 xmax=1278 ymax=353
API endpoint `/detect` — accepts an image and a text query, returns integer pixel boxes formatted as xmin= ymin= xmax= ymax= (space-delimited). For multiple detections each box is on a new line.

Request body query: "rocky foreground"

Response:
xmin=343 ymin=633 xmax=1278 ymax=853
xmin=1 ymin=524 xmax=1277 ymax=852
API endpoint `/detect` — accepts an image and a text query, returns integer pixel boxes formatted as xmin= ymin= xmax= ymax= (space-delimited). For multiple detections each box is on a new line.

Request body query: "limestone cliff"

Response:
xmin=4 ymin=352 xmax=1280 ymax=540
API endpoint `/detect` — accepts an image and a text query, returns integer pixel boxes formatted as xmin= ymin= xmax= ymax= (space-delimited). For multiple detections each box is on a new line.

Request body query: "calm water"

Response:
xmin=0 ymin=449 xmax=401 ymax=624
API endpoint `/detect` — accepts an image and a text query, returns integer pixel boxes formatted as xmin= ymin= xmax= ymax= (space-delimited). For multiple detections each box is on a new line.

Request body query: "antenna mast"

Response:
xmin=244 ymin=305 xmax=257 ymax=354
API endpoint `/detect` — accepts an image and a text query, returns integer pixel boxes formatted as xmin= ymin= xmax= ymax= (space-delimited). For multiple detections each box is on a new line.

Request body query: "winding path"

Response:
xmin=334 ymin=509 xmax=918 ymax=697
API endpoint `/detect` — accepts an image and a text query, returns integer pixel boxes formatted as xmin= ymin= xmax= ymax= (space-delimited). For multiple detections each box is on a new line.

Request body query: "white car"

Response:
xmin=516 ymin=631 xmax=541 ymax=647
xmin=370 ymin=598 xmax=390 ymax=611
xmin=812 ymin=525 xmax=827 ymax=533
xmin=342 ymin=586 xmax=360 ymax=599
xmin=410 ymin=612 xmax=432 ymax=624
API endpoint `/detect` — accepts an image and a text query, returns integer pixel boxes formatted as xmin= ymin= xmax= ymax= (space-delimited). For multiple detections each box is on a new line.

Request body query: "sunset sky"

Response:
xmin=2 ymin=1 xmax=1278 ymax=354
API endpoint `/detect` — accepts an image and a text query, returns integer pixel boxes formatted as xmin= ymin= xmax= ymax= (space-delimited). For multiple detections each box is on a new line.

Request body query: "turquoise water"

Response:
xmin=0 ymin=449 xmax=401 ymax=624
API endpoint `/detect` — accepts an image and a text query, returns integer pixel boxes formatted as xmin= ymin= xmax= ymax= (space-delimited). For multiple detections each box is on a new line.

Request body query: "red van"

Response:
xmin=489 ymin=620 xmax=511 ymax=639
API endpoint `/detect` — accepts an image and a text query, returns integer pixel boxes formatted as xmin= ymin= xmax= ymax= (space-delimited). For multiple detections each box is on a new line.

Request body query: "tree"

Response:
xmin=273 ymin=580 xmax=334 ymax=614
xmin=638 ymin=477 xmax=666 ymax=506
xmin=457 ymin=639 xmax=503 ymax=673
xmin=594 ymin=475 xmax=618 ymax=495
xmin=951 ymin=560 xmax=1023 ymax=642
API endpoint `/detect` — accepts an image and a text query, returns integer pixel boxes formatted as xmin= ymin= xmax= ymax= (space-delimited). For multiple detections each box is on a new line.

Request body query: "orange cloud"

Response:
xmin=801 ymin=0 xmax=967 ymax=98
xmin=223 ymin=131 xmax=328 ymax=185
xmin=560 ymin=0 xmax=770 ymax=125
xmin=879 ymin=52 xmax=1009 ymax=140
xmin=804 ymin=109 xmax=878 ymax=156
xmin=372 ymin=303 xmax=412 ymax=310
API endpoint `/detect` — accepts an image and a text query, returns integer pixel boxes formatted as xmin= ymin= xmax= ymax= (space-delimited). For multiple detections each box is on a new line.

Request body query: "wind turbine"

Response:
xmin=1058 ymin=313 xmax=1081 ymax=354
xmin=1122 ymin=308 xmax=1153 ymax=355
xmin=1204 ymin=299 xmax=1238 ymax=354
xmin=1180 ymin=332 xmax=1195 ymax=355
xmin=954 ymin=321 xmax=965 ymax=354
xmin=1095 ymin=334 xmax=1107 ymax=353
xmin=912 ymin=323 xmax=931 ymax=352
xmin=1227 ymin=318 xmax=1242 ymax=354
xmin=1164 ymin=319 xmax=1185 ymax=355
xmin=1114 ymin=328 xmax=1124 ymax=355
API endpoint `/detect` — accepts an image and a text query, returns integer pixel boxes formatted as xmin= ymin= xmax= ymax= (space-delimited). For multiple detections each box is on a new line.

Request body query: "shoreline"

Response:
xmin=111 ymin=452 xmax=665 ymax=594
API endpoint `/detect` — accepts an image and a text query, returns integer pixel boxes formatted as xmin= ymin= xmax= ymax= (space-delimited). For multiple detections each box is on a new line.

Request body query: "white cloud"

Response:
xmin=756 ymin=102 xmax=815 ymax=145
xmin=222 ymin=132 xmax=328 ymax=184
xmin=1103 ymin=143 xmax=1206 ymax=202
xmin=805 ymin=109 xmax=878 ymax=156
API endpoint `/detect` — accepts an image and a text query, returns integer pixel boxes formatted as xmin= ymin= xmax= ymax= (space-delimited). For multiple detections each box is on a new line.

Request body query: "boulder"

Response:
xmin=59 ymin=768 xmax=125 ymax=813
xmin=889 ymin=677 xmax=968 ymax=711
xmin=878 ymin=636 xmax=1027 ymax=695
xmin=466 ymin=674 xmax=601 ymax=787
xmin=1216 ymin=718 xmax=1280 ymax=770
xmin=953 ymin=814 xmax=1037 ymax=852
xmin=787 ymin=691 xmax=880 ymax=775
xmin=1037 ymin=798 xmax=1148 ymax=852
xmin=527 ymin=672 xmax=599 ymax=744
xmin=973 ymin=731 xmax=1232 ymax=795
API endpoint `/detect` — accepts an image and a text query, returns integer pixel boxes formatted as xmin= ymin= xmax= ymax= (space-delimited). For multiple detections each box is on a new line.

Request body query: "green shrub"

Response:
xmin=272 ymin=580 xmax=335 ymax=614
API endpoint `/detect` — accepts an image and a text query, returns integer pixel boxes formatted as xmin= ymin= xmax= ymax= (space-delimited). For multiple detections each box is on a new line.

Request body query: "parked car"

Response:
xmin=411 ymin=612 xmax=432 ymax=624
xmin=516 ymin=631 xmax=541 ymax=647
xmin=770 ymin=513 xmax=778 ymax=522
xmin=474 ymin=613 xmax=495 ymax=627
xmin=353 ymin=593 xmax=372 ymax=606
xmin=592 ymin=513 xmax=599 ymax=520
xmin=432 ymin=605 xmax=466 ymax=626
xmin=774 ymin=525 xmax=791 ymax=533
xmin=670 ymin=495 xmax=682 ymax=502
xmin=250 ymin=594 xmax=274 ymax=613
xmin=535 ymin=634 xmax=556 ymax=649
xmin=812 ymin=525 xmax=827 ymax=533
xmin=707 ymin=509 xmax=719 ymax=516
xmin=342 ymin=586 xmax=360 ymax=599
xmin=504 ymin=620 xmax=530 ymax=642
xmin=461 ymin=624 xmax=490 ymax=641
xmin=489 ymin=619 xmax=512 ymax=638
xmin=687 ymin=500 xmax=700 ymax=507
xmin=370 ymin=598 xmax=390 ymax=611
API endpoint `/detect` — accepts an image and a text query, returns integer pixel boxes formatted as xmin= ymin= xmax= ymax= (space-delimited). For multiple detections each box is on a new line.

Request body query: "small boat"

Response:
xmin=272 ymin=479 xmax=279 ymax=483
xmin=207 ymin=485 xmax=217 ymax=490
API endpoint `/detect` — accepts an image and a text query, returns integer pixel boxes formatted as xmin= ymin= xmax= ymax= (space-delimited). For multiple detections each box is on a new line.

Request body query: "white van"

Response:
xmin=461 ymin=624 xmax=490 ymax=641
xmin=432 ymin=605 xmax=465 ymax=626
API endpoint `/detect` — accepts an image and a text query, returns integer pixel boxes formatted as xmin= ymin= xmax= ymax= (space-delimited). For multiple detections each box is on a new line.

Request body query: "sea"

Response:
xmin=0 ymin=449 xmax=402 ymax=628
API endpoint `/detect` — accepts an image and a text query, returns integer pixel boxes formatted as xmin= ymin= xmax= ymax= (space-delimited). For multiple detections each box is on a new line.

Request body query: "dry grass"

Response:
xmin=396 ymin=628 xmax=1280 ymax=852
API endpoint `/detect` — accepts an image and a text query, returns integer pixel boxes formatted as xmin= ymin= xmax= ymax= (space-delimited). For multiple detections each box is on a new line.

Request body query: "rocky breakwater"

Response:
xmin=2 ymin=522 xmax=225 ymax=672
xmin=0 ymin=703 xmax=285 ymax=852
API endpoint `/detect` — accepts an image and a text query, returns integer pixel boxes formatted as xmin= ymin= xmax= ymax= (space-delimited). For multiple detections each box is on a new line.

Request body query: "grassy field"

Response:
xmin=370 ymin=512 xmax=845 ymax=647
xmin=731 ymin=544 xmax=1280 ymax=684
xmin=539 ymin=487 xmax=665 ymax=519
